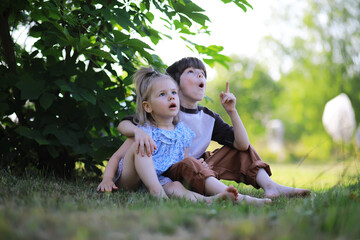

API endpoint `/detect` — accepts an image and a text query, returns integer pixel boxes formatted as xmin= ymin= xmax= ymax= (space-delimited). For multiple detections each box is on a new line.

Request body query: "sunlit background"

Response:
xmin=153 ymin=0 xmax=360 ymax=163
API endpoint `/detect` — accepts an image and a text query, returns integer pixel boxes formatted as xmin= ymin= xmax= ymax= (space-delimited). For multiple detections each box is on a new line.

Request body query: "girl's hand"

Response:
xmin=134 ymin=127 xmax=157 ymax=157
xmin=220 ymin=82 xmax=236 ymax=113
xmin=97 ymin=177 xmax=118 ymax=192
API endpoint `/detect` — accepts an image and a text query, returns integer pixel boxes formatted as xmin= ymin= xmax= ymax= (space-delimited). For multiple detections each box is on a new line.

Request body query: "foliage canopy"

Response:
xmin=0 ymin=0 xmax=252 ymax=176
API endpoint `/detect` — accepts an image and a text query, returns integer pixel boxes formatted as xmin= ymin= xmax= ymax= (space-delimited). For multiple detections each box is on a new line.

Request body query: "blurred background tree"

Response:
xmin=204 ymin=0 xmax=359 ymax=162
xmin=0 ymin=0 xmax=251 ymax=176
xmin=202 ymin=56 xmax=281 ymax=139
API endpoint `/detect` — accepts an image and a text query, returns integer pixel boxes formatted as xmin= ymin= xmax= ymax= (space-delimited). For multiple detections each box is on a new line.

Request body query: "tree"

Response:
xmin=264 ymin=0 xmax=360 ymax=160
xmin=0 ymin=0 xmax=252 ymax=176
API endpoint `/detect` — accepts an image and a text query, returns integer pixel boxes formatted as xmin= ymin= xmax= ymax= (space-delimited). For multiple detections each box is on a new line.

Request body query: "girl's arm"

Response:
xmin=97 ymin=138 xmax=134 ymax=192
xmin=117 ymin=120 xmax=156 ymax=157
xmin=220 ymin=82 xmax=250 ymax=151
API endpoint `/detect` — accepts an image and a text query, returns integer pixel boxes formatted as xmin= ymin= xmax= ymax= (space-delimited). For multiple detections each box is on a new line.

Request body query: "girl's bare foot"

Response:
xmin=149 ymin=189 xmax=169 ymax=200
xmin=264 ymin=185 xmax=311 ymax=199
xmin=236 ymin=194 xmax=272 ymax=206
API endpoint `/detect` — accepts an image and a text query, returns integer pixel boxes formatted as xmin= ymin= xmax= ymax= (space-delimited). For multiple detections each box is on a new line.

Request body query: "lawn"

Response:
xmin=1 ymin=160 xmax=359 ymax=240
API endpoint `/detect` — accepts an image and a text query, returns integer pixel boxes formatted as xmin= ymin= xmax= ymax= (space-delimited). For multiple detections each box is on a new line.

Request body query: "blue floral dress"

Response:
xmin=114 ymin=122 xmax=195 ymax=186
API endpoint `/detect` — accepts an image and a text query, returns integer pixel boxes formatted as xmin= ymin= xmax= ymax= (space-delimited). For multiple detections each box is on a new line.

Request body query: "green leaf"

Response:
xmin=82 ymin=49 xmax=116 ymax=62
xmin=15 ymin=74 xmax=45 ymax=100
xmin=31 ymin=9 xmax=48 ymax=22
xmin=203 ymin=58 xmax=216 ymax=68
xmin=99 ymin=101 xmax=116 ymax=118
xmin=145 ymin=12 xmax=154 ymax=22
xmin=15 ymin=126 xmax=50 ymax=145
xmin=53 ymin=129 xmax=79 ymax=146
xmin=79 ymin=89 xmax=96 ymax=105
xmin=171 ymin=0 xmax=210 ymax=26
xmin=73 ymin=144 xmax=91 ymax=154
xmin=47 ymin=7 xmax=61 ymax=20
xmin=186 ymin=12 xmax=209 ymax=26
xmin=238 ymin=0 xmax=253 ymax=9
xmin=235 ymin=2 xmax=247 ymax=12
xmin=39 ymin=93 xmax=56 ymax=110
xmin=123 ymin=76 xmax=133 ymax=86
xmin=78 ymin=35 xmax=92 ymax=50
xmin=140 ymin=3 xmax=146 ymax=12
xmin=112 ymin=31 xmax=130 ymax=43
xmin=179 ymin=14 xmax=192 ymax=27
xmin=43 ymin=124 xmax=59 ymax=136
xmin=113 ymin=8 xmax=136 ymax=30
xmin=124 ymin=38 xmax=153 ymax=50
xmin=55 ymin=79 xmax=73 ymax=92
xmin=103 ymin=8 xmax=111 ymax=21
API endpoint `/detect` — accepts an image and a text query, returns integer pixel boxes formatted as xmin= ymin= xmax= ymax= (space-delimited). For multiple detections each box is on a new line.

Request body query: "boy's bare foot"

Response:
xmin=236 ymin=194 xmax=272 ymax=206
xmin=264 ymin=185 xmax=311 ymax=199
xmin=224 ymin=185 xmax=239 ymax=200
xmin=207 ymin=186 xmax=239 ymax=204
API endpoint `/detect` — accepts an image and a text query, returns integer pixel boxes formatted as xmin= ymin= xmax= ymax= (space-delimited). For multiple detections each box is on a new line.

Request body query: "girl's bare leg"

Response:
xmin=118 ymin=144 xmax=168 ymax=199
xmin=134 ymin=151 xmax=168 ymax=199
xmin=163 ymin=181 xmax=199 ymax=202
xmin=117 ymin=144 xmax=142 ymax=191
xmin=256 ymin=169 xmax=311 ymax=199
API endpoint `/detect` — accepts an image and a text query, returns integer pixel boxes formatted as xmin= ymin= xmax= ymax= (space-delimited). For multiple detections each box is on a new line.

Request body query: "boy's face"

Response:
xmin=178 ymin=67 xmax=207 ymax=106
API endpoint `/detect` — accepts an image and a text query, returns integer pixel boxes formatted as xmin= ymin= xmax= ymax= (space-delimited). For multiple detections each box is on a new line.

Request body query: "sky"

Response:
xmin=151 ymin=0 xmax=275 ymax=78
xmin=151 ymin=0 xmax=305 ymax=81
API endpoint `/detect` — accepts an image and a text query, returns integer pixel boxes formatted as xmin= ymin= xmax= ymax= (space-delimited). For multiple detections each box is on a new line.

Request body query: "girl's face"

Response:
xmin=178 ymin=67 xmax=206 ymax=107
xmin=143 ymin=77 xmax=180 ymax=121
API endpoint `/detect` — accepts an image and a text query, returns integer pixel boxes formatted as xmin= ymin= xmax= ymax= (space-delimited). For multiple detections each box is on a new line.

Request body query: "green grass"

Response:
xmin=1 ymin=161 xmax=360 ymax=240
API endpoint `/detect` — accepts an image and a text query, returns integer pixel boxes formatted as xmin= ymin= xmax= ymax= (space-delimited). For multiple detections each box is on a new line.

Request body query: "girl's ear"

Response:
xmin=143 ymin=101 xmax=152 ymax=113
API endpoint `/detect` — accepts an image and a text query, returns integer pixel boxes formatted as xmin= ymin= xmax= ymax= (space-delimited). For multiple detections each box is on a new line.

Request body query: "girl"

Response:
xmin=98 ymin=66 xmax=238 ymax=203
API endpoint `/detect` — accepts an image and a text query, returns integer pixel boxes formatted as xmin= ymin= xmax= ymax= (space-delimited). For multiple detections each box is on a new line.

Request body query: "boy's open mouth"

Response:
xmin=169 ymin=103 xmax=177 ymax=108
xmin=199 ymin=83 xmax=204 ymax=88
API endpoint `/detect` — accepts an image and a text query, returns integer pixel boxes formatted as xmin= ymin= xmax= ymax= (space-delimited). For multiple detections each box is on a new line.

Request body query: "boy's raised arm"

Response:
xmin=220 ymin=82 xmax=250 ymax=151
xmin=118 ymin=120 xmax=156 ymax=157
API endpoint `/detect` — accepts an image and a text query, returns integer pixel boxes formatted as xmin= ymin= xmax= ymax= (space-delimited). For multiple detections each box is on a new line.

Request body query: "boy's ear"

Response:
xmin=143 ymin=101 xmax=152 ymax=113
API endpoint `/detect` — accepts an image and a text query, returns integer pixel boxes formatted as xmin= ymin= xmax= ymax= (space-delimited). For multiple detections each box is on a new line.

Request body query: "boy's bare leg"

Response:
xmin=204 ymin=176 xmax=271 ymax=205
xmin=163 ymin=182 xmax=238 ymax=203
xmin=256 ymin=168 xmax=311 ymax=198
xmin=119 ymin=144 xmax=168 ymax=199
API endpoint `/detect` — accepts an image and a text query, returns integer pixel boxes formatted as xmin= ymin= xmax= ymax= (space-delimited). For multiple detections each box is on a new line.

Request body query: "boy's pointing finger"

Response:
xmin=225 ymin=81 xmax=230 ymax=93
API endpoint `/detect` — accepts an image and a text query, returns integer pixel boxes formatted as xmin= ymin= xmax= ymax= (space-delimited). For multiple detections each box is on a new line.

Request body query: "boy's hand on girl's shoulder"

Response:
xmin=97 ymin=178 xmax=118 ymax=192
xmin=198 ymin=158 xmax=210 ymax=169
xmin=134 ymin=128 xmax=157 ymax=157
xmin=220 ymin=82 xmax=237 ymax=113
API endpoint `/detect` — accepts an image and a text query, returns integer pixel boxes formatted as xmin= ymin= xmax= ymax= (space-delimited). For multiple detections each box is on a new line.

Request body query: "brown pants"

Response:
xmin=164 ymin=145 xmax=272 ymax=195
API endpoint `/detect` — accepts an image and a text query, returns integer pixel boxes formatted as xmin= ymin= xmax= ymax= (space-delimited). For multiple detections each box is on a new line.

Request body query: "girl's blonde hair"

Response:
xmin=134 ymin=66 xmax=179 ymax=126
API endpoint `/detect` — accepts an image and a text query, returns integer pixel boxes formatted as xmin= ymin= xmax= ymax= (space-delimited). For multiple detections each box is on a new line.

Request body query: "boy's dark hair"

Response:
xmin=166 ymin=57 xmax=207 ymax=84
